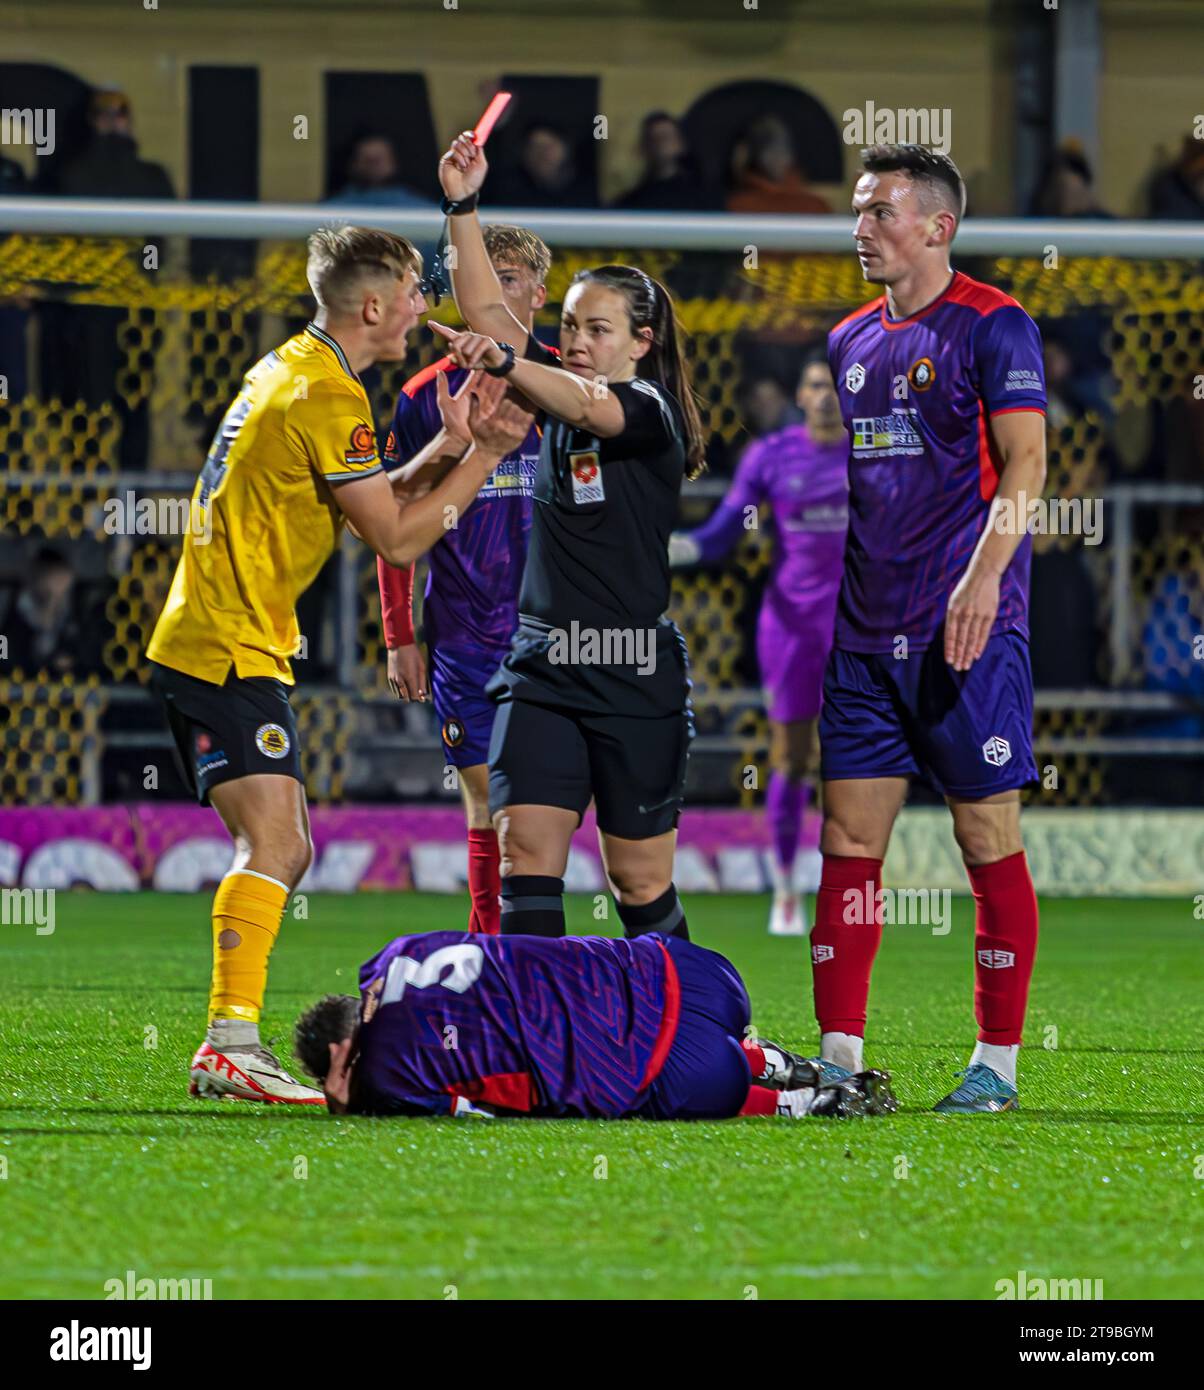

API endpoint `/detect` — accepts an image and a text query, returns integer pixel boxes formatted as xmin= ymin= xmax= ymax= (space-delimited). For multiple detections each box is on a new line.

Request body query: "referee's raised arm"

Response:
xmin=440 ymin=132 xmax=532 ymax=354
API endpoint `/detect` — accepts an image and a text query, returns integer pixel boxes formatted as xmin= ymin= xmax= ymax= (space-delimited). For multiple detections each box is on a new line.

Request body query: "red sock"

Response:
xmin=968 ymin=850 xmax=1039 ymax=1045
xmin=810 ymin=853 xmax=884 ymax=1037
xmin=739 ymin=1085 xmax=779 ymax=1116
xmin=466 ymin=828 xmax=501 ymax=935
xmin=740 ymin=1040 xmax=767 ymax=1078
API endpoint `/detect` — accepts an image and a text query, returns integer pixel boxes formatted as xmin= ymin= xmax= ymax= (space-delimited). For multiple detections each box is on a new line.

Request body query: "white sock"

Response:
xmin=820 ymin=1030 xmax=863 ymax=1073
xmin=207 ymin=1018 xmax=260 ymax=1050
xmin=776 ymin=1087 xmax=819 ymax=1118
xmin=969 ymin=1041 xmax=1018 ymax=1087
xmin=769 ymin=857 xmax=793 ymax=897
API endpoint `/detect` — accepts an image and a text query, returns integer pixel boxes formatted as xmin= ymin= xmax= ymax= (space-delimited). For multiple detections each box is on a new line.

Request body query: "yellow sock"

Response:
xmin=208 ymin=870 xmax=290 ymax=1024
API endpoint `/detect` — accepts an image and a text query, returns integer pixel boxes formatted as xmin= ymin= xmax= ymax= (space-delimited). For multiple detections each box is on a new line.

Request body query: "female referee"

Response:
xmin=431 ymin=129 xmax=706 ymax=942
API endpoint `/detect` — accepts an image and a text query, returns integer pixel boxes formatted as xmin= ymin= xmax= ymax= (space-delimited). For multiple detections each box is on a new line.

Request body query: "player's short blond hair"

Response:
xmin=482 ymin=223 xmax=551 ymax=283
xmin=306 ymin=226 xmax=422 ymax=312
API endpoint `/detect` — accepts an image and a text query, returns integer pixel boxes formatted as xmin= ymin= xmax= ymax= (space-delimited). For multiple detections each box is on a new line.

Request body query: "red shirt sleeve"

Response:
xmin=377 ymin=554 xmax=415 ymax=648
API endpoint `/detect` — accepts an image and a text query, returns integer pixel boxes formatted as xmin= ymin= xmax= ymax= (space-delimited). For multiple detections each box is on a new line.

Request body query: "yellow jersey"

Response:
xmin=147 ymin=324 xmax=383 ymax=686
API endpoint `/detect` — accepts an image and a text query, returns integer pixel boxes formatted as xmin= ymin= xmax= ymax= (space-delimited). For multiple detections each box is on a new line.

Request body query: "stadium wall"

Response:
xmin=2 ymin=805 xmax=1201 ymax=899
xmin=0 ymin=0 xmax=1198 ymax=214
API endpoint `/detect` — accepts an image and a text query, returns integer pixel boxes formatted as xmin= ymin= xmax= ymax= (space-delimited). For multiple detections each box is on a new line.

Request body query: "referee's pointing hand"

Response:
xmin=430 ymin=321 xmax=507 ymax=372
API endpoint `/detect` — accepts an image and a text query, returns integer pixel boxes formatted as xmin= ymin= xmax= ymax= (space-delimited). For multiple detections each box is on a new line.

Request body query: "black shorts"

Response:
xmin=487 ymin=695 xmax=692 ymax=840
xmin=150 ymin=661 xmax=303 ymax=806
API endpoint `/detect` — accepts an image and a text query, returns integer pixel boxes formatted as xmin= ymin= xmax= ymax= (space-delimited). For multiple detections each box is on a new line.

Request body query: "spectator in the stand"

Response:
xmin=0 ymin=545 xmax=104 ymax=679
xmin=613 ymin=112 xmax=718 ymax=212
xmin=1148 ymin=135 xmax=1204 ymax=221
xmin=489 ymin=122 xmax=595 ymax=207
xmin=0 ymin=154 xmax=31 ymax=403
xmin=42 ymin=89 xmax=173 ymax=470
xmin=326 ymin=132 xmax=433 ymax=208
xmin=57 ymin=88 xmax=174 ymax=199
xmin=1028 ymin=144 xmax=1114 ymax=219
xmin=726 ymin=115 xmax=831 ymax=215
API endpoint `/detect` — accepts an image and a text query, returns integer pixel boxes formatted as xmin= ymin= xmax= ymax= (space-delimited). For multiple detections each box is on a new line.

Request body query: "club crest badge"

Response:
xmin=255 ymin=723 xmax=290 ymax=759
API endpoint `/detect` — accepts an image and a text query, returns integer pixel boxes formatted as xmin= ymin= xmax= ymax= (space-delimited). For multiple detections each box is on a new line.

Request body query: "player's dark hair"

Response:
xmin=571 ymin=264 xmax=707 ymax=479
xmin=861 ymin=142 xmax=967 ymax=223
xmin=798 ymin=344 xmax=831 ymax=382
xmin=294 ymin=993 xmax=360 ymax=1083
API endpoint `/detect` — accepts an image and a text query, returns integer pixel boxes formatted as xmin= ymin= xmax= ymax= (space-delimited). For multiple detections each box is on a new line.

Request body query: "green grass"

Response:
xmin=1 ymin=892 xmax=1201 ymax=1300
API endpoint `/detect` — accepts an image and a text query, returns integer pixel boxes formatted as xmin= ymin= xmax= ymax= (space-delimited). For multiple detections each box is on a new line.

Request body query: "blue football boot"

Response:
xmin=932 ymin=1062 xmax=1019 ymax=1114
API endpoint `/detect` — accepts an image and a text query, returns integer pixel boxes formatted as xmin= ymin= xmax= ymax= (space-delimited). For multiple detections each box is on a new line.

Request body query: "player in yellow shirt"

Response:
xmin=147 ymin=225 xmax=534 ymax=1104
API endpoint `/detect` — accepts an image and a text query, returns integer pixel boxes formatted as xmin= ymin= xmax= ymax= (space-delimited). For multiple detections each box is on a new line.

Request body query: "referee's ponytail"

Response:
xmin=573 ymin=265 xmax=707 ymax=479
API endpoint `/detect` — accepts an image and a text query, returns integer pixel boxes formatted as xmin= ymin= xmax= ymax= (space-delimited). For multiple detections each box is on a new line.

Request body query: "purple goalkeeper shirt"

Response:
xmin=686 ymin=422 xmax=848 ymax=625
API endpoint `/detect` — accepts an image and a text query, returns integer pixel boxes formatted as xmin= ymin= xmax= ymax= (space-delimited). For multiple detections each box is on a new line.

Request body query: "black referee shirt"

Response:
xmin=489 ymin=337 xmax=691 ymax=717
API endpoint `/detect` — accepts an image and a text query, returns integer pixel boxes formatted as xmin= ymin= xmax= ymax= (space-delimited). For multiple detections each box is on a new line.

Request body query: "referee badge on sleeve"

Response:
xmin=569 ymin=450 xmax=604 ymax=505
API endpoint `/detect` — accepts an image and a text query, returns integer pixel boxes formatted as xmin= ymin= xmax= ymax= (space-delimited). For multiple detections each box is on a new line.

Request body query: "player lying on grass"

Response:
xmin=147 ymin=225 xmax=536 ymax=1104
xmin=293 ymin=929 xmax=898 ymax=1120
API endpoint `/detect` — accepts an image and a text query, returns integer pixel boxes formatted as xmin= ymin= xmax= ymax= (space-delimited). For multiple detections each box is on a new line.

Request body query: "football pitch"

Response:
xmin=2 ymin=892 xmax=1200 ymax=1301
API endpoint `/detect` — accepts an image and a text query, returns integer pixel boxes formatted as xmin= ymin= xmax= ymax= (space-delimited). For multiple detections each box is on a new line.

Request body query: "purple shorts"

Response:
xmin=757 ymin=599 xmax=834 ymax=725
xmin=819 ymin=631 xmax=1038 ymax=798
xmin=430 ymin=643 xmax=506 ymax=769
xmin=637 ymin=937 xmax=752 ymax=1121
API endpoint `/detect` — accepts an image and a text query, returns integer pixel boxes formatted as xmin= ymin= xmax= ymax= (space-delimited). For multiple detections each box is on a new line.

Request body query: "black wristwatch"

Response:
xmin=485 ymin=342 xmax=517 ymax=377
xmin=440 ymin=192 xmax=479 ymax=216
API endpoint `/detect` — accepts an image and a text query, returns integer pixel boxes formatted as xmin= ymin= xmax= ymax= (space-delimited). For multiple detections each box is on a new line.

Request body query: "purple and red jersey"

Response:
xmin=381 ymin=357 xmax=540 ymax=656
xmin=827 ymin=271 xmax=1046 ymax=653
xmin=687 ymin=422 xmax=848 ymax=623
xmin=350 ymin=931 xmax=680 ymax=1118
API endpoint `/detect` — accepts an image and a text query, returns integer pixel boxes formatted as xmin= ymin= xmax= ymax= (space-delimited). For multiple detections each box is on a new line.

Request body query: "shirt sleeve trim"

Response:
xmin=988 ymin=405 xmax=1046 ymax=417
xmin=323 ymin=463 xmax=385 ymax=482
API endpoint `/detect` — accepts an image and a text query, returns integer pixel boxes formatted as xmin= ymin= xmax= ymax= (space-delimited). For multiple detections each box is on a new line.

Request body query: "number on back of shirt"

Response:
xmin=381 ymin=943 xmax=484 ymax=1005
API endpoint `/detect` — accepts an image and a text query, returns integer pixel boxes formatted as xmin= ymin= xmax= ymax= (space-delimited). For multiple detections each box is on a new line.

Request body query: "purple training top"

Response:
xmin=827 ymin=271 xmax=1046 ymax=653
xmin=687 ymin=422 xmax=848 ymax=621
xmin=350 ymin=931 xmax=678 ymax=1118
xmin=384 ymin=357 xmax=539 ymax=655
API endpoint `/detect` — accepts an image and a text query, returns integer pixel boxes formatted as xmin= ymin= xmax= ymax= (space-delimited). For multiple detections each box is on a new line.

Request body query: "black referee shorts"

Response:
xmin=150 ymin=661 xmax=303 ymax=806
xmin=487 ymin=695 xmax=691 ymax=840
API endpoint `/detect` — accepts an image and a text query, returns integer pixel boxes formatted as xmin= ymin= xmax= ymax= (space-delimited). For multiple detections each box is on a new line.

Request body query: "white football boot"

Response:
xmin=768 ymin=890 xmax=809 ymax=936
xmin=189 ymin=1040 xmax=325 ymax=1105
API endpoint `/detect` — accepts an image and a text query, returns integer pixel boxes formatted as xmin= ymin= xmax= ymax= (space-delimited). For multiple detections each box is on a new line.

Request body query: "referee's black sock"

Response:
xmin=500 ymin=875 xmax=566 ymax=937
xmin=617 ymin=884 xmax=689 ymax=942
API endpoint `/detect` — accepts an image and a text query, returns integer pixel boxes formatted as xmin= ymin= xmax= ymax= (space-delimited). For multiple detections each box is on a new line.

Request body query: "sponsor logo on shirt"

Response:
xmin=255 ymin=723 xmax=291 ymax=759
xmin=569 ymin=450 xmax=605 ymax=505
xmin=1005 ymin=369 xmax=1042 ymax=393
xmin=851 ymin=410 xmax=925 ymax=458
xmin=982 ymin=734 xmax=1012 ymax=766
xmin=479 ymin=451 xmax=538 ymax=501
xmin=845 ymin=363 xmax=866 ymax=393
